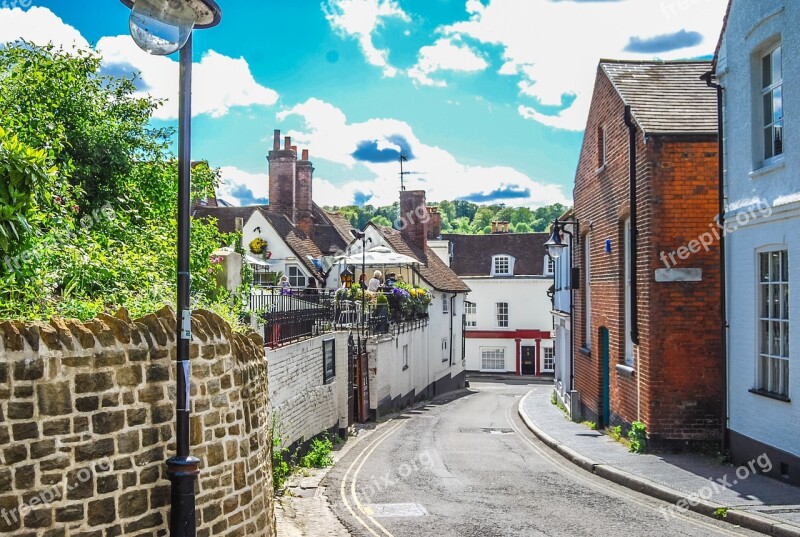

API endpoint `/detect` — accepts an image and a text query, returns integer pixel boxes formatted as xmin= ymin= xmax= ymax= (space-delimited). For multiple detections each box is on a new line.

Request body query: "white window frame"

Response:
xmin=480 ymin=347 xmax=506 ymax=372
xmin=757 ymin=249 xmax=789 ymax=398
xmin=624 ymin=219 xmax=634 ymax=367
xmin=442 ymin=295 xmax=449 ymax=315
xmin=442 ymin=338 xmax=449 ymax=362
xmin=286 ymin=264 xmax=306 ymax=288
xmin=542 ymin=346 xmax=555 ymax=373
xmin=584 ymin=233 xmax=592 ymax=349
xmin=544 ymin=255 xmax=555 ymax=276
xmin=491 ymin=255 xmax=514 ymax=276
xmin=465 ymin=301 xmax=477 ymax=327
xmin=496 ymin=302 xmax=509 ymax=328
xmin=597 ymin=125 xmax=607 ymax=171
xmin=760 ymin=44 xmax=783 ymax=165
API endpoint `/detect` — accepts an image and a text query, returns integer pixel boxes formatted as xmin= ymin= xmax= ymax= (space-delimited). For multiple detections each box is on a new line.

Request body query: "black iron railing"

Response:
xmin=251 ymin=288 xmax=430 ymax=348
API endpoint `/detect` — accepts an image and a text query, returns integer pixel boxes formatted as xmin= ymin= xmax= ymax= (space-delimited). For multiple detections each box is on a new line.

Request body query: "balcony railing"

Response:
xmin=249 ymin=287 xmax=429 ymax=348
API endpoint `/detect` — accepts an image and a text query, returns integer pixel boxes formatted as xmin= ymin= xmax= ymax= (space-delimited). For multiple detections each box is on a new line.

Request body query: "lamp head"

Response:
xmin=121 ymin=0 xmax=221 ymax=55
xmin=544 ymin=223 xmax=566 ymax=260
xmin=350 ymin=229 xmax=366 ymax=240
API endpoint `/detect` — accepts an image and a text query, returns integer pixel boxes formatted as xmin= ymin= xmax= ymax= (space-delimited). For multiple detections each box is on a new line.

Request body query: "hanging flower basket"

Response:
xmin=249 ymin=237 xmax=268 ymax=255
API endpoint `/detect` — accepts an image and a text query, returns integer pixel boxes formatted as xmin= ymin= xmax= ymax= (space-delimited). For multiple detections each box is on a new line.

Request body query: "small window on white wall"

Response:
xmin=761 ymin=45 xmax=783 ymax=163
xmin=286 ymin=265 xmax=306 ymax=287
xmin=443 ymin=295 xmax=449 ymax=314
xmin=544 ymin=256 xmax=555 ymax=275
xmin=481 ymin=348 xmax=505 ymax=371
xmin=543 ymin=347 xmax=555 ymax=372
xmin=496 ymin=302 xmax=509 ymax=328
xmin=465 ymin=302 xmax=477 ymax=327
xmin=492 ymin=255 xmax=514 ymax=276
xmin=442 ymin=338 xmax=448 ymax=362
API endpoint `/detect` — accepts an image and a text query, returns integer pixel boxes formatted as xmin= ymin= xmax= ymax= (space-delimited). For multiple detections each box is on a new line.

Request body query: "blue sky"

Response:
xmin=2 ymin=0 xmax=728 ymax=207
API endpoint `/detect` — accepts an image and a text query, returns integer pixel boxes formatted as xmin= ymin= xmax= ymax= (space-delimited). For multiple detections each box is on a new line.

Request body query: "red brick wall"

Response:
xmin=267 ymin=142 xmax=297 ymax=221
xmin=399 ymin=190 xmax=427 ymax=251
xmin=647 ymin=138 xmax=723 ymax=443
xmin=573 ymin=67 xmax=722 ymax=444
xmin=296 ymin=159 xmax=314 ymax=238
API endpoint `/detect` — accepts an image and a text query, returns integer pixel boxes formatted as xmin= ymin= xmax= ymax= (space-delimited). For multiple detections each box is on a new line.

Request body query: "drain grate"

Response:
xmin=458 ymin=427 xmax=514 ymax=435
xmin=364 ymin=503 xmax=428 ymax=518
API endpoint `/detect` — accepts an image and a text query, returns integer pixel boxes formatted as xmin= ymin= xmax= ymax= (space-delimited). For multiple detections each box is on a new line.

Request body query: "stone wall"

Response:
xmin=267 ymin=333 xmax=347 ymax=450
xmin=0 ymin=307 xmax=275 ymax=536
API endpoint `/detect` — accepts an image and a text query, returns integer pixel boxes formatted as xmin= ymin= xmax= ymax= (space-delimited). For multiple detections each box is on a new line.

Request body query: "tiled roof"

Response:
xmin=374 ymin=226 xmax=470 ymax=293
xmin=311 ymin=204 xmax=354 ymax=255
xmin=443 ymin=233 xmax=550 ymax=277
xmin=601 ymin=60 xmax=717 ymax=135
xmin=192 ymin=206 xmax=264 ymax=234
xmin=192 ymin=206 xmax=323 ymax=281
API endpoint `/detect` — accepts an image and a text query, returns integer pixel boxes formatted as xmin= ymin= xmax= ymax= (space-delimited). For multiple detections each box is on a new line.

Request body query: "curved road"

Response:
xmin=325 ymin=380 xmax=762 ymax=537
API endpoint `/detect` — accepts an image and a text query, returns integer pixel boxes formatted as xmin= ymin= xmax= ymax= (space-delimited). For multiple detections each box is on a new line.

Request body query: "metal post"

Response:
xmin=167 ymin=33 xmax=200 ymax=537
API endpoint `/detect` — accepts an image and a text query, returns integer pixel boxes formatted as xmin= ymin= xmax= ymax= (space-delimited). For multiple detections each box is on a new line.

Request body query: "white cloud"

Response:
xmin=408 ymin=36 xmax=488 ymax=87
xmin=439 ymin=0 xmax=728 ymax=130
xmin=97 ymin=37 xmax=279 ymax=120
xmin=217 ymin=167 xmax=270 ymax=206
xmin=276 ymin=98 xmax=570 ymax=208
xmin=0 ymin=6 xmax=278 ymax=121
xmin=0 ymin=6 xmax=89 ymax=49
xmin=323 ymin=0 xmax=410 ymax=77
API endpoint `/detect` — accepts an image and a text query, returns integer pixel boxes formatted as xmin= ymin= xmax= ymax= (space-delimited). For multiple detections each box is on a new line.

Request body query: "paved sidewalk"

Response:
xmin=519 ymin=388 xmax=800 ymax=536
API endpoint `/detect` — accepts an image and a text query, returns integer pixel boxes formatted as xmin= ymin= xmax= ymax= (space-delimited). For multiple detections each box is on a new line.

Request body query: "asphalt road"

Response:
xmin=325 ymin=380 xmax=763 ymax=537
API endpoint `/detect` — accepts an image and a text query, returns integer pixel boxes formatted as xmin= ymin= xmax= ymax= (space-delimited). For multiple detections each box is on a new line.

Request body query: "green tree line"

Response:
xmin=325 ymin=200 xmax=569 ymax=234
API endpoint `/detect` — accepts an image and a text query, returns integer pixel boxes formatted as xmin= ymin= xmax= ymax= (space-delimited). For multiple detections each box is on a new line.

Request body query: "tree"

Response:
xmin=0 ymin=43 xmax=232 ymax=322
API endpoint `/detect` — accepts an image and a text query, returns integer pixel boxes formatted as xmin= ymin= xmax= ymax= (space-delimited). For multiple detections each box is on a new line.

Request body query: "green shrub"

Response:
xmin=582 ymin=421 xmax=597 ymax=430
xmin=609 ymin=425 xmax=623 ymax=441
xmin=628 ymin=421 xmax=647 ymax=453
xmin=299 ymin=436 xmax=334 ymax=469
xmin=271 ymin=423 xmax=291 ymax=492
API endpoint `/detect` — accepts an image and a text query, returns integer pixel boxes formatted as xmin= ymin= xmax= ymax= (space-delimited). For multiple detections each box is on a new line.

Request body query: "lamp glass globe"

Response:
xmin=129 ymin=0 xmax=197 ymax=55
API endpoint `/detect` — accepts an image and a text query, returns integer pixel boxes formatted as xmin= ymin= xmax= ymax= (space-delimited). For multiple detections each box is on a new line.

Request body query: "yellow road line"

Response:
xmin=339 ymin=421 xmax=405 ymax=537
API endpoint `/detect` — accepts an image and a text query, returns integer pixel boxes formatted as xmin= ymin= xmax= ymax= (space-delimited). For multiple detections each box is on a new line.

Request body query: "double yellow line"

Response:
xmin=338 ymin=420 xmax=406 ymax=537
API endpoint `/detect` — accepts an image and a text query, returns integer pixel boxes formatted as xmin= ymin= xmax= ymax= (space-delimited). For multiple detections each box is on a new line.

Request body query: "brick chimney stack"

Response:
xmin=426 ymin=206 xmax=441 ymax=240
xmin=491 ymin=221 xmax=498 ymax=234
xmin=296 ymin=149 xmax=314 ymax=238
xmin=399 ymin=190 xmax=428 ymax=251
xmin=267 ymin=129 xmax=297 ymax=221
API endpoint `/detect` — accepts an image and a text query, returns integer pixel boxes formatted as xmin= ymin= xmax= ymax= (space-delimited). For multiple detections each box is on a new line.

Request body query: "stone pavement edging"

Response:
xmin=518 ymin=391 xmax=800 ymax=537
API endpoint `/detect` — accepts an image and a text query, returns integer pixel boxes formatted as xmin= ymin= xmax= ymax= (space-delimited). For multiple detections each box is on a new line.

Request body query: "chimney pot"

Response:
xmin=273 ymin=130 xmax=281 ymax=151
xmin=491 ymin=222 xmax=498 ymax=233
xmin=291 ymin=146 xmax=298 ymax=153
xmin=302 ymin=149 xmax=309 ymax=161
xmin=284 ymin=136 xmax=291 ymax=150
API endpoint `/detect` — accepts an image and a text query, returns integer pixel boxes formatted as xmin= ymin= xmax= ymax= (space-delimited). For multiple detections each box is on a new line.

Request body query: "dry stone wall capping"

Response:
xmin=0 ymin=306 xmax=276 ymax=537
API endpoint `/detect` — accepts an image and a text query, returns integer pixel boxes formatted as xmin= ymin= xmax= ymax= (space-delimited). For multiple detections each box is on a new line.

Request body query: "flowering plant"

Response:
xmin=249 ymin=237 xmax=268 ymax=255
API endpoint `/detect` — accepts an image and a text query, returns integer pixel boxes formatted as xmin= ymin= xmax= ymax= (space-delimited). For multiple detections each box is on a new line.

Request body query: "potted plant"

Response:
xmin=249 ymin=237 xmax=268 ymax=255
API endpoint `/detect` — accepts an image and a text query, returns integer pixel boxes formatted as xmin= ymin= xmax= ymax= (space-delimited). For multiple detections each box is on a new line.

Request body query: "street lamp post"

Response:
xmin=350 ymin=230 xmax=367 ymax=335
xmin=545 ymin=218 xmax=579 ymax=392
xmin=119 ymin=1 xmax=221 ymax=535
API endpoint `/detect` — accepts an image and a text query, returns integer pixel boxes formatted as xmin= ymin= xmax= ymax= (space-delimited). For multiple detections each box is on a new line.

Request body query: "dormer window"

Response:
xmin=491 ymin=255 xmax=514 ymax=276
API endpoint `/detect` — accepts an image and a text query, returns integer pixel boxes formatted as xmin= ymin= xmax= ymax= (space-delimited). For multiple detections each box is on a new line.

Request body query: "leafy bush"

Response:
xmin=299 ymin=436 xmax=334 ymax=469
xmin=628 ymin=421 xmax=648 ymax=454
xmin=272 ymin=426 xmax=291 ymax=492
xmin=609 ymin=425 xmax=623 ymax=442
xmin=0 ymin=43 xmax=247 ymax=324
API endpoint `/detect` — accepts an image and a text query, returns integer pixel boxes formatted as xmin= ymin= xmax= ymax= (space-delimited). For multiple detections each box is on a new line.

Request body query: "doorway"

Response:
xmin=521 ymin=346 xmax=536 ymax=375
xmin=600 ymin=327 xmax=610 ymax=428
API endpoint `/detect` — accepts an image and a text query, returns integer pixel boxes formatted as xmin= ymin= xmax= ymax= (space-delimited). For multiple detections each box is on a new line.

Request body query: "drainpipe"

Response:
xmin=449 ymin=293 xmax=455 ymax=367
xmin=703 ymin=70 xmax=728 ymax=452
xmin=624 ymin=105 xmax=640 ymax=346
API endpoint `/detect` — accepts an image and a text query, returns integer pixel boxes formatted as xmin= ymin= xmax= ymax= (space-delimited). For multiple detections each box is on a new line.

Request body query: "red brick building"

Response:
xmin=572 ymin=60 xmax=723 ymax=447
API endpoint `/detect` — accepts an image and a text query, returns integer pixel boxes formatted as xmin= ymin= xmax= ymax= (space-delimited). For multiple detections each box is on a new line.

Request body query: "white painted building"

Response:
xmin=444 ymin=228 xmax=554 ymax=375
xmin=716 ymin=0 xmax=800 ymax=483
xmin=550 ymin=215 xmax=580 ymax=418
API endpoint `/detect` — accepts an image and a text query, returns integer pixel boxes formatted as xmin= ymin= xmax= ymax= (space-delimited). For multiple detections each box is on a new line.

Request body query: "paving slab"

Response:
xmin=520 ymin=387 xmax=800 ymax=532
